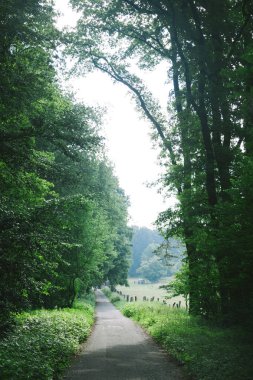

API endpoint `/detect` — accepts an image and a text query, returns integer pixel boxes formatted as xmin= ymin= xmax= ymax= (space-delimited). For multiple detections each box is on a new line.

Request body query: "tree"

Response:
xmin=69 ymin=0 xmax=253 ymax=323
xmin=0 ymin=1 xmax=132 ymax=330
xmin=137 ymin=243 xmax=169 ymax=282
xmin=129 ymin=227 xmax=163 ymax=276
xmin=0 ymin=0 xmax=61 ymax=329
xmin=161 ymin=262 xmax=190 ymax=310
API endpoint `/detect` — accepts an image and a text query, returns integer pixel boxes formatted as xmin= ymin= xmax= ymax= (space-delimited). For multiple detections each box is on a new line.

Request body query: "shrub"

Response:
xmin=0 ymin=303 xmax=94 ymax=379
xmin=101 ymin=287 xmax=112 ymax=298
xmin=110 ymin=294 xmax=121 ymax=303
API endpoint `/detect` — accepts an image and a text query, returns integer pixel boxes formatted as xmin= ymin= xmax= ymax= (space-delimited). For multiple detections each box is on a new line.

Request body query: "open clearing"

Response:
xmin=116 ymin=278 xmax=185 ymax=307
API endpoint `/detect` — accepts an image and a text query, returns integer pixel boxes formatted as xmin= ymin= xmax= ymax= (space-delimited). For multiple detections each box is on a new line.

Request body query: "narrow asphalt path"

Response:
xmin=63 ymin=290 xmax=186 ymax=380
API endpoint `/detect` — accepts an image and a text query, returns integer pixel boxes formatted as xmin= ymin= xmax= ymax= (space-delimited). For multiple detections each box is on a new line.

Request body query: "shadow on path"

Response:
xmin=63 ymin=290 xmax=186 ymax=380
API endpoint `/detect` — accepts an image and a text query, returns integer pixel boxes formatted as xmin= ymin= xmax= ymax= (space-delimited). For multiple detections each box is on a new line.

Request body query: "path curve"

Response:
xmin=63 ymin=290 xmax=186 ymax=380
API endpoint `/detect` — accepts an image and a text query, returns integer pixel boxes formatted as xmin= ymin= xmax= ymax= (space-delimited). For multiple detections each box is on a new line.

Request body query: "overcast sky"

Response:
xmin=54 ymin=0 xmax=174 ymax=228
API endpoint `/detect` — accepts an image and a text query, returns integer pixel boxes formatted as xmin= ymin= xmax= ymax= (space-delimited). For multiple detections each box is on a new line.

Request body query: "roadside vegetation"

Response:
xmin=0 ymin=299 xmax=94 ymax=380
xmin=104 ymin=289 xmax=253 ymax=380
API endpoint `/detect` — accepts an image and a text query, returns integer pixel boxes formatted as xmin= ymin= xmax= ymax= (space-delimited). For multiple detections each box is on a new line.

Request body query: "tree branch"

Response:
xmin=92 ymin=56 xmax=178 ymax=168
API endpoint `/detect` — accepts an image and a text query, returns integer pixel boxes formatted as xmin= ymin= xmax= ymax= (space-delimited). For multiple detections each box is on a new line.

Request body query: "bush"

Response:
xmin=102 ymin=287 xmax=125 ymax=308
xmin=110 ymin=294 xmax=121 ymax=303
xmin=122 ymin=303 xmax=253 ymax=380
xmin=101 ymin=287 xmax=112 ymax=298
xmin=0 ymin=302 xmax=94 ymax=379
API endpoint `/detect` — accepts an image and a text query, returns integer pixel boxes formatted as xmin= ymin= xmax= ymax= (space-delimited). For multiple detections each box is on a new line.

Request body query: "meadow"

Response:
xmin=116 ymin=277 xmax=185 ymax=307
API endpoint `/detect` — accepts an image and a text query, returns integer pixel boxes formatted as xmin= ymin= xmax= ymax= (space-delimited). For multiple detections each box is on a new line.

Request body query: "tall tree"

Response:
xmin=70 ymin=0 xmax=253 ymax=323
xmin=0 ymin=0 xmax=131 ymax=330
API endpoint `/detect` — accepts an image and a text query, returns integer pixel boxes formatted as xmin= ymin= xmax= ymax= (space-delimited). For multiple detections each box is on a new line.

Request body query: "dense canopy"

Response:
xmin=0 ymin=0 xmax=131 ymax=331
xmin=1 ymin=0 xmax=253 ymax=331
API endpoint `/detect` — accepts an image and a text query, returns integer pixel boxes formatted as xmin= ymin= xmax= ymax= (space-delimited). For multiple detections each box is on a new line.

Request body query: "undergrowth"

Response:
xmin=0 ymin=300 xmax=94 ymax=380
xmin=102 ymin=287 xmax=125 ymax=308
xmin=121 ymin=302 xmax=253 ymax=380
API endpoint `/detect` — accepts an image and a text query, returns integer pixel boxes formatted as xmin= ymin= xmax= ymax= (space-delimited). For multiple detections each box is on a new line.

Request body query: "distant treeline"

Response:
xmin=129 ymin=227 xmax=183 ymax=282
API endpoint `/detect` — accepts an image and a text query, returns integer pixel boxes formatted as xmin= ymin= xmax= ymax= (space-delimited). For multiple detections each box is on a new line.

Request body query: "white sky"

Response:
xmin=54 ymin=0 xmax=174 ymax=228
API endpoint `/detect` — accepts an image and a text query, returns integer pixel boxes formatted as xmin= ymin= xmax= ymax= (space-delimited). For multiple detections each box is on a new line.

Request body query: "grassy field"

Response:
xmin=116 ymin=277 xmax=185 ymax=307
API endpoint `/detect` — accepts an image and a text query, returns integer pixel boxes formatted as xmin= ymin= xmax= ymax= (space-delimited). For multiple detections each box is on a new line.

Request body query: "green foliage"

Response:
xmin=137 ymin=243 xmax=168 ymax=282
xmin=122 ymin=303 xmax=253 ymax=380
xmin=0 ymin=302 xmax=94 ymax=380
xmin=0 ymin=0 xmax=131 ymax=331
xmin=101 ymin=287 xmax=112 ymax=298
xmin=76 ymin=292 xmax=96 ymax=308
xmin=129 ymin=227 xmax=163 ymax=276
xmin=110 ymin=294 xmax=121 ymax=303
xmin=102 ymin=287 xmax=120 ymax=303
xmin=102 ymin=287 xmax=124 ymax=307
xmin=129 ymin=228 xmax=183 ymax=281
xmin=161 ymin=262 xmax=190 ymax=309
xmin=69 ymin=0 xmax=253 ymax=324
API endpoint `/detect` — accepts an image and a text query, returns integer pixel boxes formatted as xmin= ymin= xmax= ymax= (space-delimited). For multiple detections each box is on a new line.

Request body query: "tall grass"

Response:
xmin=0 ymin=301 xmax=94 ymax=380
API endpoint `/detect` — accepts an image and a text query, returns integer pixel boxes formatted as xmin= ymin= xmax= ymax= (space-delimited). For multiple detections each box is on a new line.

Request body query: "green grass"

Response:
xmin=117 ymin=277 xmax=185 ymax=307
xmin=102 ymin=287 xmax=126 ymax=309
xmin=120 ymin=302 xmax=253 ymax=380
xmin=0 ymin=300 xmax=94 ymax=380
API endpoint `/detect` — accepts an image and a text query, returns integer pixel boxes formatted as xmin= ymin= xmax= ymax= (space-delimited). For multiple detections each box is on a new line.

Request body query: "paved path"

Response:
xmin=63 ymin=290 xmax=186 ymax=380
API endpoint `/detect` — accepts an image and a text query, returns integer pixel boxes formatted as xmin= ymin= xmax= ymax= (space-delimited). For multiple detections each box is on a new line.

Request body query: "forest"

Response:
xmin=0 ymin=0 xmax=131 ymax=333
xmin=1 ymin=0 xmax=253 ymax=354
